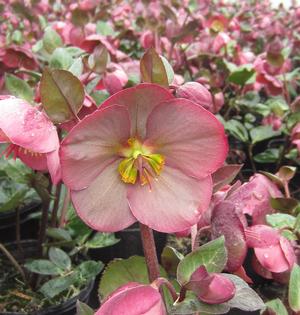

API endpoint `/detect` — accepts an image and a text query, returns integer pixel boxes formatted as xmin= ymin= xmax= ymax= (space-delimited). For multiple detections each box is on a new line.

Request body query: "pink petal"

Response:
xmin=279 ymin=237 xmax=296 ymax=268
xmin=127 ymin=166 xmax=212 ymax=233
xmin=47 ymin=149 xmax=62 ymax=185
xmin=251 ymin=255 xmax=273 ymax=279
xmin=60 ymin=105 xmax=130 ymax=190
xmin=71 ymin=160 xmax=136 ymax=232
xmin=245 ymin=225 xmax=280 ymax=248
xmin=198 ymin=273 xmax=236 ymax=304
xmin=211 ymin=201 xmax=247 ymax=272
xmin=0 ymin=98 xmax=58 ymax=153
xmin=100 ymin=83 xmax=173 ymax=138
xmin=96 ymin=283 xmax=166 ymax=315
xmin=0 ymin=129 xmax=9 ymax=142
xmin=254 ymin=243 xmax=291 ymax=273
xmin=146 ymin=98 xmax=228 ymax=179
xmin=17 ymin=149 xmax=48 ymax=171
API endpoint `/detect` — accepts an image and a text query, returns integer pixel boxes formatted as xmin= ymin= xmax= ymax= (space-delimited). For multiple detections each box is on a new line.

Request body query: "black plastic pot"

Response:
xmin=88 ymin=223 xmax=167 ymax=263
xmin=0 ymin=202 xmax=40 ymax=242
xmin=0 ymin=240 xmax=94 ymax=315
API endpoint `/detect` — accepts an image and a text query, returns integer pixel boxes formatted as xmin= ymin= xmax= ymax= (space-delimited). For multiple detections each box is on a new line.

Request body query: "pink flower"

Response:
xmin=186 ymin=266 xmax=235 ymax=304
xmin=176 ymin=82 xmax=213 ymax=112
xmin=95 ymin=282 xmax=166 ymax=315
xmin=0 ymin=97 xmax=61 ymax=184
xmin=246 ymin=225 xmax=296 ymax=274
xmin=291 ymin=123 xmax=300 ymax=154
xmin=262 ymin=114 xmax=282 ymax=131
xmin=227 ymin=174 xmax=282 ymax=224
xmin=60 ymin=84 xmax=227 ymax=233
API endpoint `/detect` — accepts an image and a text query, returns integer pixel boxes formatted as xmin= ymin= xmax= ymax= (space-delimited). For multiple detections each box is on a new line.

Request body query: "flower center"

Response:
xmin=1 ymin=144 xmax=42 ymax=159
xmin=118 ymin=138 xmax=165 ymax=186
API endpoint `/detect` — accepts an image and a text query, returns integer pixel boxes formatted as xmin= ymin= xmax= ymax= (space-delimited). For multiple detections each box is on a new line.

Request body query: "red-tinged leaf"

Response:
xmin=40 ymin=68 xmax=84 ymax=123
xmin=212 ymin=164 xmax=243 ymax=192
xmin=140 ymin=48 xmax=169 ymax=87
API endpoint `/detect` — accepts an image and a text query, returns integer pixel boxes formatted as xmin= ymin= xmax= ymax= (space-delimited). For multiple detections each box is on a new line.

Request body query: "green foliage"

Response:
xmin=5 ymin=74 xmax=34 ymax=102
xmin=177 ymin=237 xmax=227 ymax=285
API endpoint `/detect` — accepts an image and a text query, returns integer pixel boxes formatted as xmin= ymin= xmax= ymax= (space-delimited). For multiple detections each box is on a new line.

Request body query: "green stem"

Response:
xmin=139 ymin=223 xmax=160 ymax=282
xmin=59 ymin=188 xmax=70 ymax=227
xmin=51 ymin=182 xmax=62 ymax=227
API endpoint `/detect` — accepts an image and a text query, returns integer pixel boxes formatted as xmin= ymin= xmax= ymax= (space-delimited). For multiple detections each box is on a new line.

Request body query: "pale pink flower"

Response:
xmin=60 ymin=84 xmax=227 ymax=232
xmin=0 ymin=97 xmax=61 ymax=184
xmin=95 ymin=282 xmax=166 ymax=315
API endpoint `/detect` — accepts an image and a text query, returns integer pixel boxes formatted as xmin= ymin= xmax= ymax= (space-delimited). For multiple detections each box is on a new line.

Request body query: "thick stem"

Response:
xmin=51 ymin=182 xmax=62 ymax=227
xmin=139 ymin=223 xmax=160 ymax=282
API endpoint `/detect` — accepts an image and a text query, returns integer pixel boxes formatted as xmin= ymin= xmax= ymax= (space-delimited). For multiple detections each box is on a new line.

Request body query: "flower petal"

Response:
xmin=146 ymin=98 xmax=228 ymax=179
xmin=0 ymin=98 xmax=58 ymax=153
xmin=60 ymin=105 xmax=130 ymax=190
xmin=71 ymin=160 xmax=136 ymax=232
xmin=211 ymin=201 xmax=247 ymax=272
xmin=96 ymin=283 xmax=166 ymax=315
xmin=101 ymin=83 xmax=173 ymax=138
xmin=17 ymin=149 xmax=48 ymax=171
xmin=254 ymin=243 xmax=291 ymax=273
xmin=127 ymin=166 xmax=212 ymax=233
xmin=47 ymin=149 xmax=62 ymax=185
xmin=198 ymin=273 xmax=236 ymax=304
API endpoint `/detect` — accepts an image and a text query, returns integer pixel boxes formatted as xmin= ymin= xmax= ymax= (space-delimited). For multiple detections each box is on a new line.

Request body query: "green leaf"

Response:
xmin=177 ymin=236 xmax=227 ymax=285
xmin=161 ymin=246 xmax=184 ymax=277
xmin=225 ymin=120 xmax=249 ymax=142
xmin=280 ymin=229 xmax=297 ymax=241
xmin=289 ymin=264 xmax=300 ymax=312
xmin=2 ymin=159 xmax=32 ymax=184
xmin=5 ymin=74 xmax=34 ymax=102
xmin=42 ymin=26 xmax=63 ymax=54
xmin=266 ymin=298 xmax=288 ymax=315
xmin=228 ymin=64 xmax=256 ymax=86
xmin=46 ymin=227 xmax=72 ymax=242
xmin=140 ymin=48 xmax=169 ymax=87
xmin=76 ymin=261 xmax=103 ymax=282
xmin=50 ymin=48 xmax=73 ymax=70
xmin=69 ymin=57 xmax=84 ymax=77
xmin=85 ymin=232 xmax=119 ymax=249
xmin=254 ymin=148 xmax=280 ymax=163
xmin=266 ymin=213 xmax=296 ymax=229
xmin=161 ymin=56 xmax=174 ymax=85
xmin=49 ymin=247 xmax=71 ymax=270
xmin=170 ymin=293 xmax=230 ymax=314
xmin=0 ymin=189 xmax=28 ymax=212
xmin=40 ymin=68 xmax=84 ymax=123
xmin=99 ymin=256 xmax=167 ymax=300
xmin=76 ymin=301 xmax=94 ymax=315
xmin=223 ymin=274 xmax=265 ymax=311
xmin=294 ymin=214 xmax=300 ymax=233
xmin=250 ymin=126 xmax=281 ymax=144
xmin=270 ymin=198 xmax=299 ymax=214
xmin=24 ymin=259 xmax=62 ymax=275
xmin=96 ymin=21 xmax=117 ymax=36
xmin=40 ymin=274 xmax=76 ymax=298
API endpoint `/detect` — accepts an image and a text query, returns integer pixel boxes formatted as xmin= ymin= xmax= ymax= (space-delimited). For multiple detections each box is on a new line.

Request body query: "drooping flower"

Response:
xmin=185 ymin=265 xmax=236 ymax=304
xmin=95 ymin=282 xmax=166 ymax=315
xmin=0 ymin=96 xmax=61 ymax=184
xmin=245 ymin=225 xmax=296 ymax=274
xmin=60 ymin=84 xmax=227 ymax=233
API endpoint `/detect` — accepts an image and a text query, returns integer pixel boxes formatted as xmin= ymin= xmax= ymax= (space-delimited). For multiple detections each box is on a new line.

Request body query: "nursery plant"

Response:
xmin=0 ymin=0 xmax=300 ymax=315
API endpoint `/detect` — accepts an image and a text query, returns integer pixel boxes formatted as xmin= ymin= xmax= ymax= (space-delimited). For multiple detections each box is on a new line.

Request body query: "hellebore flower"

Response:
xmin=60 ymin=84 xmax=227 ymax=233
xmin=0 ymin=96 xmax=61 ymax=184
xmin=95 ymin=282 xmax=166 ymax=315
xmin=185 ymin=266 xmax=235 ymax=304
xmin=245 ymin=225 xmax=296 ymax=274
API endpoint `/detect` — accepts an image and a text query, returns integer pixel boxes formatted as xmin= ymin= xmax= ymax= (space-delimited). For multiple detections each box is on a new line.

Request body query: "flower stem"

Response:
xmin=59 ymin=188 xmax=70 ymax=227
xmin=153 ymin=277 xmax=178 ymax=302
xmin=139 ymin=223 xmax=160 ymax=282
xmin=51 ymin=182 xmax=62 ymax=227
